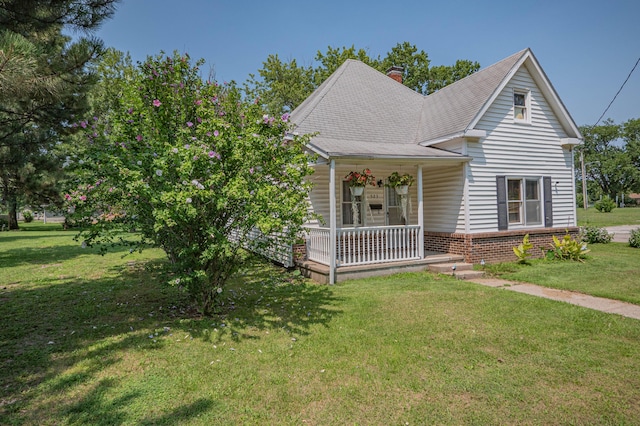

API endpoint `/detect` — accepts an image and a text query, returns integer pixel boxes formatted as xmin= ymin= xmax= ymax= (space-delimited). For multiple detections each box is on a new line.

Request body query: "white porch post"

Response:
xmin=417 ymin=165 xmax=424 ymax=258
xmin=329 ymin=159 xmax=337 ymax=284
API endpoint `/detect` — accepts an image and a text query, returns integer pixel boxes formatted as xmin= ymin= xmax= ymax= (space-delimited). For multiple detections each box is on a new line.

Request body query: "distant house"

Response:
xmin=290 ymin=48 xmax=582 ymax=283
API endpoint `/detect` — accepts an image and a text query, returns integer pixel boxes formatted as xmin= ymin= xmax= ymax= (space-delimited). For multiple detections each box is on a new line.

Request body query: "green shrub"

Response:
xmin=594 ymin=197 xmax=616 ymax=213
xmin=629 ymin=228 xmax=640 ymax=248
xmin=513 ymin=233 xmax=533 ymax=264
xmin=0 ymin=217 xmax=8 ymax=231
xmin=22 ymin=209 xmax=34 ymax=223
xmin=580 ymin=226 xmax=613 ymax=244
xmin=546 ymin=233 xmax=590 ymax=262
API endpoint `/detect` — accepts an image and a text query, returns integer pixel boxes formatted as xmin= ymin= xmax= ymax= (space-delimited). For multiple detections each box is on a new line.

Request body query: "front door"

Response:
xmin=385 ymin=185 xmax=405 ymax=226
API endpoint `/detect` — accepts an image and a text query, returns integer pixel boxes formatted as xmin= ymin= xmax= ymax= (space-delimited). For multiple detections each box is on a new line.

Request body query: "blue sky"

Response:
xmin=93 ymin=0 xmax=640 ymax=127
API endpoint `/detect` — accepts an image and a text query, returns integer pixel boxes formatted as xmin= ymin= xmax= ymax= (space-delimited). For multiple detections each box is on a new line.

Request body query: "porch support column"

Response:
xmin=329 ymin=159 xmax=337 ymax=284
xmin=417 ymin=165 xmax=424 ymax=259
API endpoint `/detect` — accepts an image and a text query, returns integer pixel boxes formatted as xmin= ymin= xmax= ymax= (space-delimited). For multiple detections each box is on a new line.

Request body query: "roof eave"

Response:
xmin=419 ymin=129 xmax=487 ymax=146
xmin=322 ymin=153 xmax=472 ymax=163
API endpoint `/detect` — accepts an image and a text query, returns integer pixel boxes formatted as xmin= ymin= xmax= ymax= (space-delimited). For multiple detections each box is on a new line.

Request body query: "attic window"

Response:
xmin=514 ymin=90 xmax=530 ymax=123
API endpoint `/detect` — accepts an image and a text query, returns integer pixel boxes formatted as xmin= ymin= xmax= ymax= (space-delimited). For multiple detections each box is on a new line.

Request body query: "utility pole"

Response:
xmin=580 ymin=148 xmax=588 ymax=210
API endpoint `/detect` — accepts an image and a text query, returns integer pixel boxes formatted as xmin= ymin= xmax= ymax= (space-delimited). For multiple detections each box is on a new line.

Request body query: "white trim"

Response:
xmin=329 ymin=160 xmax=336 ymax=285
xmin=462 ymin=140 xmax=471 ymax=233
xmin=419 ymin=129 xmax=486 ymax=146
xmin=560 ymin=138 xmax=581 ymax=149
xmin=513 ymin=88 xmax=531 ymax=124
xmin=417 ymin=165 xmax=424 ymax=259
xmin=506 ymin=176 xmax=544 ymax=228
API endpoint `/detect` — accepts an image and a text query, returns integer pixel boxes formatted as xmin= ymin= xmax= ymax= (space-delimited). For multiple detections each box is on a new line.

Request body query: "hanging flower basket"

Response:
xmin=350 ymin=186 xmax=364 ymax=197
xmin=344 ymin=169 xmax=376 ymax=188
xmin=395 ymin=185 xmax=409 ymax=195
xmin=386 ymin=172 xmax=415 ymax=189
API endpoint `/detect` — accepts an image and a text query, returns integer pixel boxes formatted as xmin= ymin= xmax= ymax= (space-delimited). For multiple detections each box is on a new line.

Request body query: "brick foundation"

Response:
xmin=425 ymin=227 xmax=580 ymax=264
xmin=293 ymin=243 xmax=307 ymax=263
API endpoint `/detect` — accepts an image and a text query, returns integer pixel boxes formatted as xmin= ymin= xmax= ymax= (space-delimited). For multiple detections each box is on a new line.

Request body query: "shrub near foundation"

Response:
xmin=580 ymin=226 xmax=613 ymax=244
xmin=546 ymin=233 xmax=590 ymax=262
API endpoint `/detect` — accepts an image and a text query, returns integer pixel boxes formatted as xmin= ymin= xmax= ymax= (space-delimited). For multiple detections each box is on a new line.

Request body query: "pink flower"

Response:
xmin=213 ymin=130 xmax=219 ymax=137
xmin=152 ymin=99 xmax=161 ymax=107
xmin=80 ymin=121 xmax=87 ymax=128
xmin=136 ymin=135 xmax=143 ymax=141
xmin=186 ymin=121 xmax=193 ymax=127
xmin=281 ymin=113 xmax=290 ymax=122
xmin=80 ymin=195 xmax=87 ymax=201
xmin=64 ymin=194 xmax=71 ymax=200
xmin=194 ymin=99 xmax=202 ymax=106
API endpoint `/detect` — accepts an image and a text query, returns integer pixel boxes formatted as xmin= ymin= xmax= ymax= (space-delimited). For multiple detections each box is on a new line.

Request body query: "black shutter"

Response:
xmin=543 ymin=176 xmax=553 ymax=227
xmin=496 ymin=176 xmax=508 ymax=230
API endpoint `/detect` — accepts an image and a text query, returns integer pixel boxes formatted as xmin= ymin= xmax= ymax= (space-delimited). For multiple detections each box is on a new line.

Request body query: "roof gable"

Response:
xmin=291 ymin=49 xmax=581 ymax=158
xmin=417 ymin=49 xmax=527 ymax=143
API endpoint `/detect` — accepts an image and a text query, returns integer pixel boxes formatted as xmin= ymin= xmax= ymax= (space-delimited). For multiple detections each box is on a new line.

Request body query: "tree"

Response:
xmin=247 ymin=42 xmax=480 ymax=115
xmin=578 ymin=120 xmax=640 ymax=203
xmin=0 ymin=0 xmax=118 ymax=229
xmin=623 ymin=118 xmax=640 ymax=172
xmin=67 ymin=52 xmax=314 ymax=315
xmin=245 ymin=55 xmax=315 ymax=115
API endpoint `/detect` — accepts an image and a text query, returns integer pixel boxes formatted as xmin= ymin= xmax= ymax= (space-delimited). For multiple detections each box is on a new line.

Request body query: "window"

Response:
xmin=341 ymin=182 xmax=364 ymax=226
xmin=513 ymin=90 xmax=529 ymax=123
xmin=497 ymin=176 xmax=552 ymax=230
xmin=507 ymin=178 xmax=541 ymax=226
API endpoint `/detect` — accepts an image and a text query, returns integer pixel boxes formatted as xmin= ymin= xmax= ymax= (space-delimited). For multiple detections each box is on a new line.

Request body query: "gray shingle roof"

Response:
xmin=417 ymin=49 xmax=526 ymax=143
xmin=307 ymin=137 xmax=468 ymax=160
xmin=291 ymin=48 xmax=576 ymax=159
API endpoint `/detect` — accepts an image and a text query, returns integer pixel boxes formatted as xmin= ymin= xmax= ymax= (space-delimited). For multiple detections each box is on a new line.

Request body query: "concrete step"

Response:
xmin=428 ymin=263 xmax=485 ymax=280
xmin=428 ymin=262 xmax=474 ymax=274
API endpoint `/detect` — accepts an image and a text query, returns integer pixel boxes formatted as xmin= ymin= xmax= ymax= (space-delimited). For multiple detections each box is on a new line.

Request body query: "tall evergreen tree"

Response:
xmin=0 ymin=0 xmax=118 ymax=228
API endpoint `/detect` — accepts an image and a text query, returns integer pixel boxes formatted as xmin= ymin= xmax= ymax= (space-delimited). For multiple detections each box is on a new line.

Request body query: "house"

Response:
xmin=290 ymin=48 xmax=582 ymax=283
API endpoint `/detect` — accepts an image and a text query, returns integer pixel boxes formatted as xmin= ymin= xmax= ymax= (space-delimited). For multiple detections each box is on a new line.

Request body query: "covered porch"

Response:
xmin=302 ymin=157 xmax=459 ymax=284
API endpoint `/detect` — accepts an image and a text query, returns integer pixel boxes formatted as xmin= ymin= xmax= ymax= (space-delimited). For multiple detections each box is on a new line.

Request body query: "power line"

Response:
xmin=593 ymin=56 xmax=640 ymax=127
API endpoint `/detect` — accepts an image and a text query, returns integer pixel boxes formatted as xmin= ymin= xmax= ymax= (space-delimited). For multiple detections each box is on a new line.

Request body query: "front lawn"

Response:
xmin=577 ymin=206 xmax=640 ymax=227
xmin=1 ymin=225 xmax=640 ymax=424
xmin=484 ymin=243 xmax=640 ymax=305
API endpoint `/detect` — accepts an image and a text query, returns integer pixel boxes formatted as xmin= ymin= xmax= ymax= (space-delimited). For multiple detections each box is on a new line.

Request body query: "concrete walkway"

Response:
xmin=605 ymin=225 xmax=639 ymax=243
xmin=468 ymin=278 xmax=640 ymax=320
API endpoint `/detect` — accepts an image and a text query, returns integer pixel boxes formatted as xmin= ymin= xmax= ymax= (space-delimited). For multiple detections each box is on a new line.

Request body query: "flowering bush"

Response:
xmin=344 ymin=169 xmax=376 ymax=187
xmin=65 ymin=52 xmax=314 ymax=315
xmin=580 ymin=226 xmax=613 ymax=244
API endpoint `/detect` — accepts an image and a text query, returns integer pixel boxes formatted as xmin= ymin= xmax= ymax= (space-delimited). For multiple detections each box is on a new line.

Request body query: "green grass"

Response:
xmin=2 ymin=223 xmax=640 ymax=424
xmin=484 ymin=243 xmax=640 ymax=304
xmin=577 ymin=206 xmax=640 ymax=227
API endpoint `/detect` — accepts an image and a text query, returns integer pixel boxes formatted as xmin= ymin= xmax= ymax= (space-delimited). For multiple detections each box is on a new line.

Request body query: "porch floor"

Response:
xmin=298 ymin=251 xmax=465 ymax=284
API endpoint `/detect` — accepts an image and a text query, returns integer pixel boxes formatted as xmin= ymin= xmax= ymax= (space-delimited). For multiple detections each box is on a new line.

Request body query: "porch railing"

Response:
xmin=304 ymin=225 xmax=421 ymax=267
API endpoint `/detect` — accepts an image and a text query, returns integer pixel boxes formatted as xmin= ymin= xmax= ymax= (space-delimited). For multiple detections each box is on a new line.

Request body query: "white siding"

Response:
xmin=423 ymin=163 xmax=465 ymax=232
xmin=467 ymin=65 xmax=576 ymax=233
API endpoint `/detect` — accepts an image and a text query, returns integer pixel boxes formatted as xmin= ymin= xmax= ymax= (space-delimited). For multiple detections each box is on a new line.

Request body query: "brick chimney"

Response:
xmin=386 ymin=66 xmax=403 ymax=84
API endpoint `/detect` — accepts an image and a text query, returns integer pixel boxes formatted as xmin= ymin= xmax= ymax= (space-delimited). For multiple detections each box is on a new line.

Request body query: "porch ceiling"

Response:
xmin=307 ymin=137 xmax=471 ymax=161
